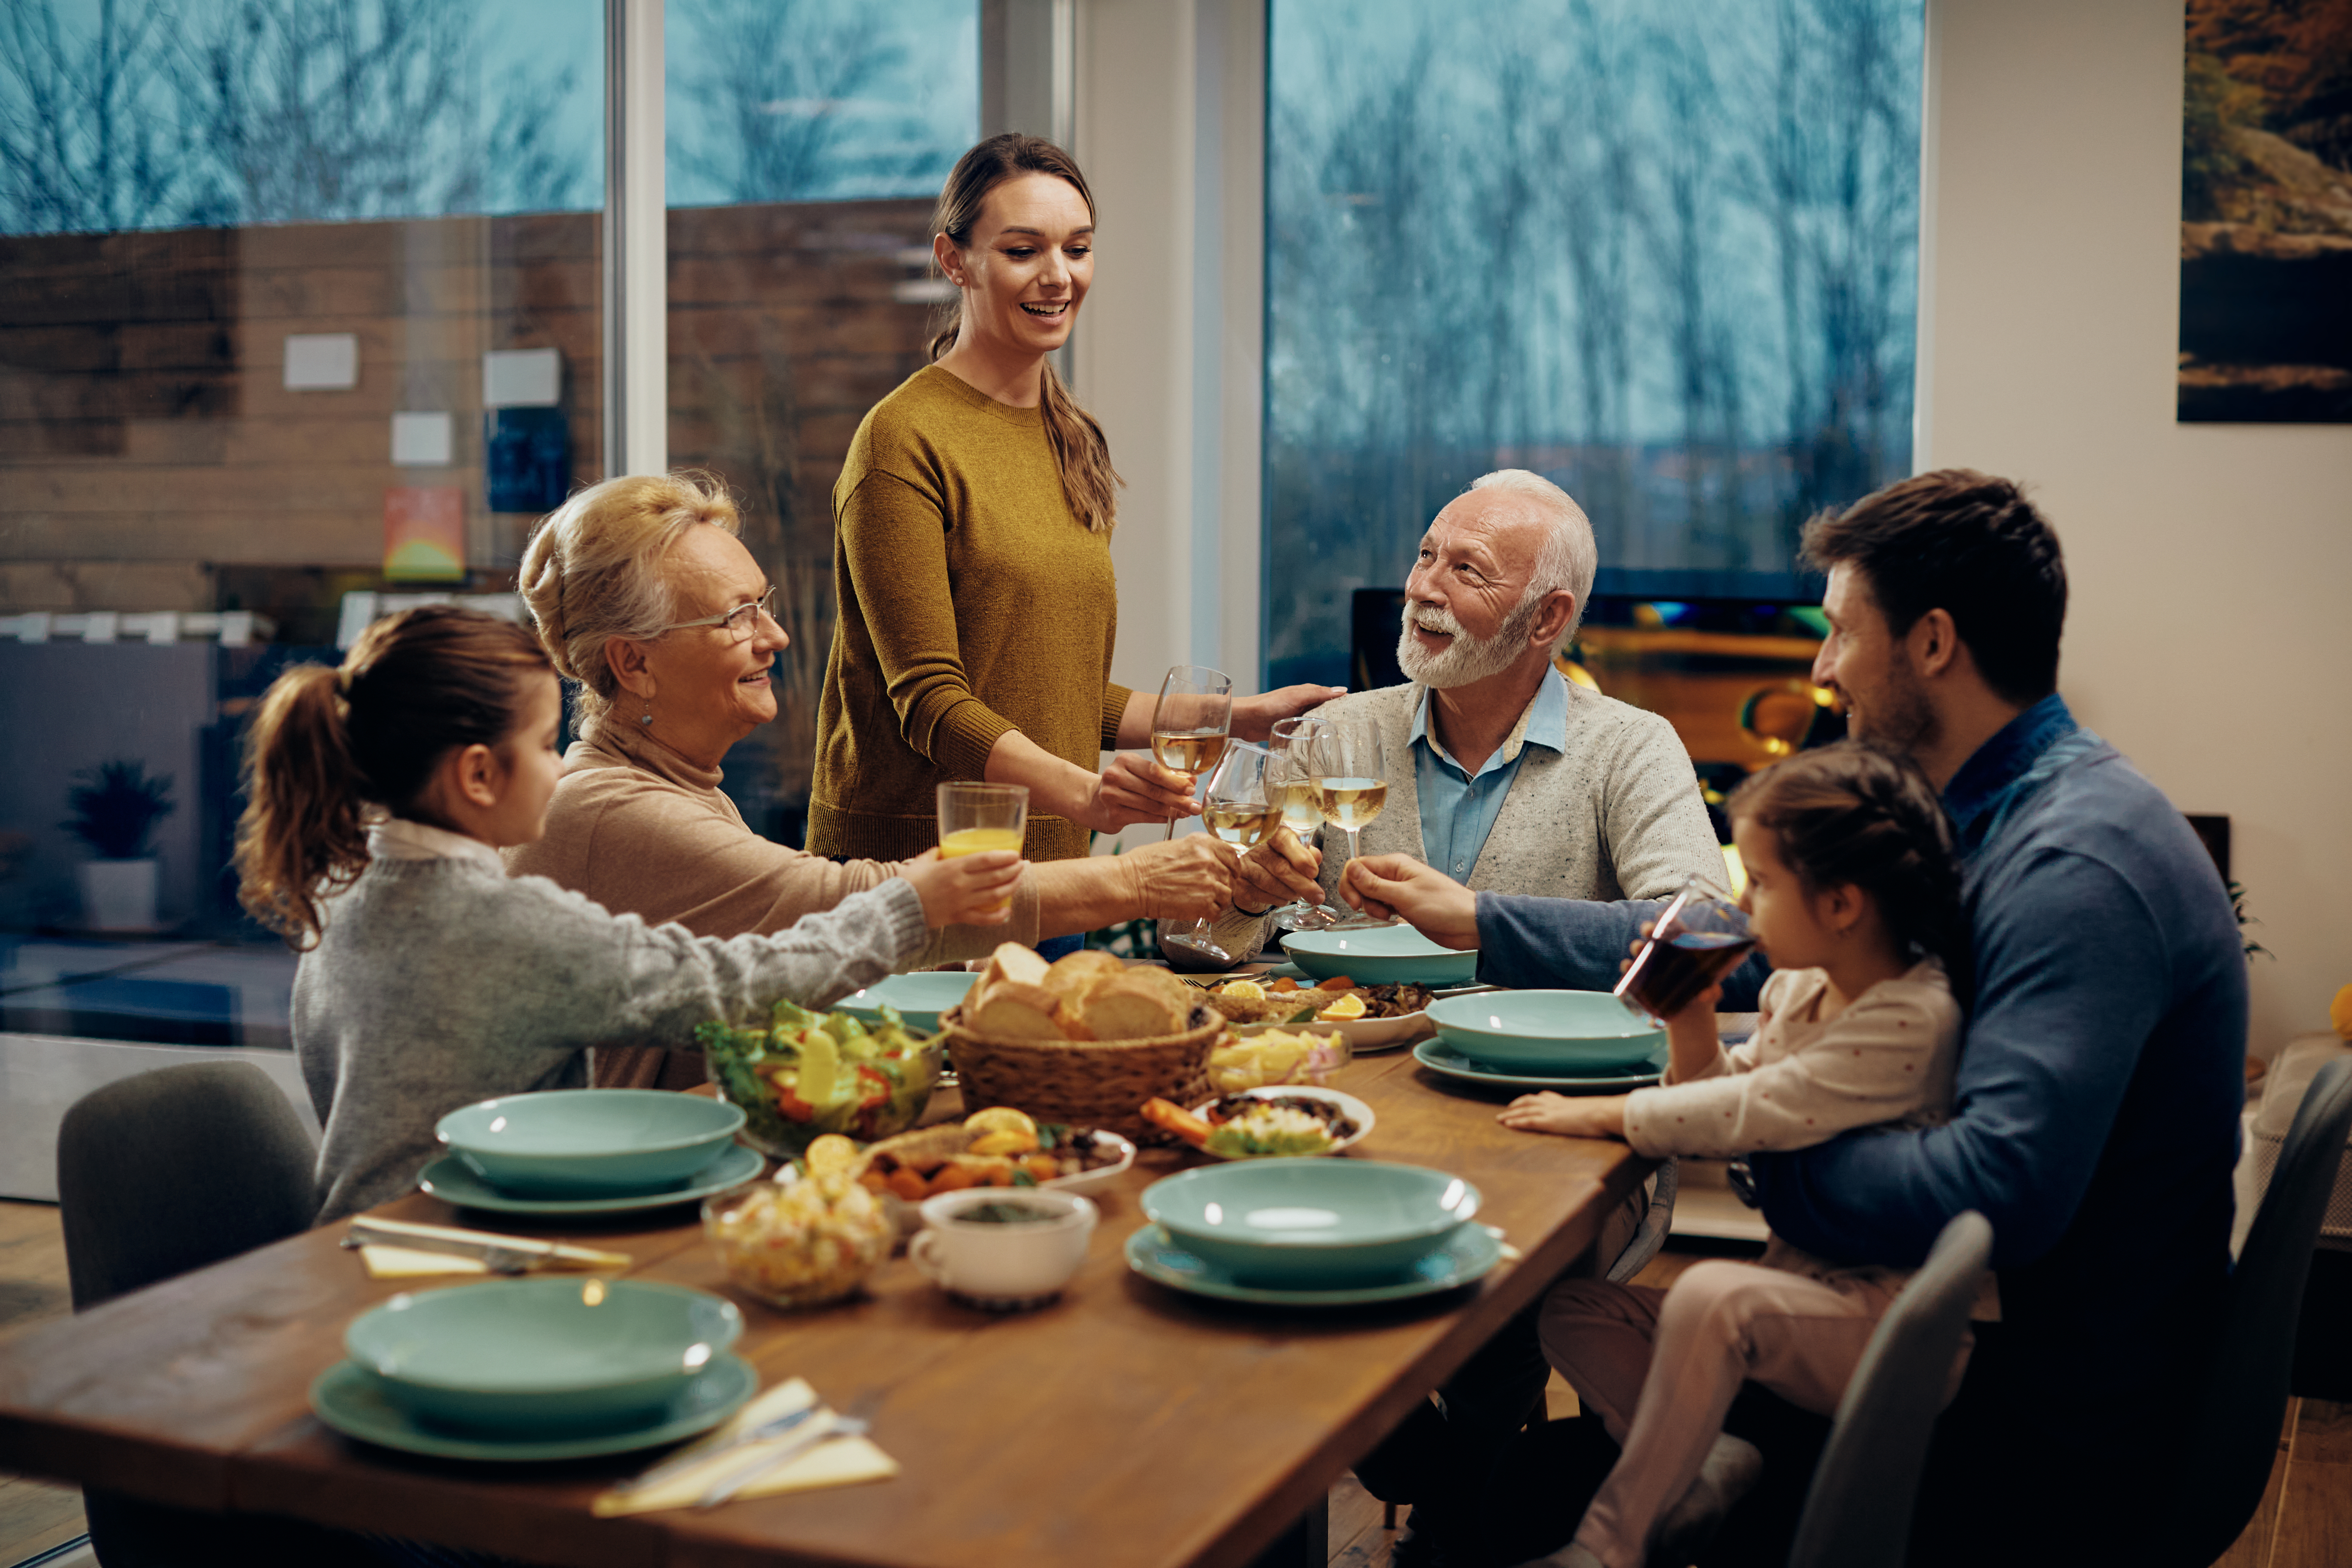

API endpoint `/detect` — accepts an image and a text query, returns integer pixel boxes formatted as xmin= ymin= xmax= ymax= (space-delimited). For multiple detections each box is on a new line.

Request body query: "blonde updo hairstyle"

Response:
xmin=518 ymin=472 xmax=741 ymax=723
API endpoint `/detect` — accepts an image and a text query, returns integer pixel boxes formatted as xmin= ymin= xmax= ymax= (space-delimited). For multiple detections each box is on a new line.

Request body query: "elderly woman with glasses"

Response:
xmin=506 ymin=472 xmax=1240 ymax=1088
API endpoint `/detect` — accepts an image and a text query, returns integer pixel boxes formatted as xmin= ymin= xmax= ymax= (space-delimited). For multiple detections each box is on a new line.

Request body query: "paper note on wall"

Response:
xmin=384 ymin=487 xmax=466 ymax=582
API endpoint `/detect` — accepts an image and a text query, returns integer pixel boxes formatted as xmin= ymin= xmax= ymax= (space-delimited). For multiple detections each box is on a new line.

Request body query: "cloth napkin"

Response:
xmin=591 ymin=1376 xmax=898 ymax=1516
xmin=358 ymin=1245 xmax=491 ymax=1279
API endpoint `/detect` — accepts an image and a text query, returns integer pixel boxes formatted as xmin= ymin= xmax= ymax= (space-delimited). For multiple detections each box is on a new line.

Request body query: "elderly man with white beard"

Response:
xmin=1226 ymin=469 xmax=1723 ymax=940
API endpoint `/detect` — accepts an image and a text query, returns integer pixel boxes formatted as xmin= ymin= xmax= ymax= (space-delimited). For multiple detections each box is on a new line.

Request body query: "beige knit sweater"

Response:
xmin=504 ymin=717 xmax=1039 ymax=1087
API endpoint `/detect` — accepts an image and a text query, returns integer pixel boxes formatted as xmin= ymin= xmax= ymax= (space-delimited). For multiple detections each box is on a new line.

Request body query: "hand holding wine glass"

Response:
xmin=1309 ymin=718 xmax=1393 ymax=929
xmin=1150 ymin=665 xmax=1233 ymax=841
xmin=1160 ymin=740 xmax=1277 ymax=970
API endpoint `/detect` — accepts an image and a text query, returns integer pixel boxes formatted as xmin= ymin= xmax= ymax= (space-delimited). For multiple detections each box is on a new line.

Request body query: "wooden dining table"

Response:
xmin=0 ymin=1045 xmax=1652 ymax=1568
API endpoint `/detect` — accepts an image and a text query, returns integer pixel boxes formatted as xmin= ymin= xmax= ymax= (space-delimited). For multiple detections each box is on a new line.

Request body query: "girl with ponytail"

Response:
xmin=809 ymin=134 xmax=1335 ymax=954
xmin=235 ymin=605 xmax=1020 ymax=1223
xmin=1497 ymin=741 xmax=1975 ymax=1568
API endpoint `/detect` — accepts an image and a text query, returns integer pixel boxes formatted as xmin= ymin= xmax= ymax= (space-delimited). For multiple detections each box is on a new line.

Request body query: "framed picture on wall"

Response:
xmin=2177 ymin=1 xmax=2352 ymax=423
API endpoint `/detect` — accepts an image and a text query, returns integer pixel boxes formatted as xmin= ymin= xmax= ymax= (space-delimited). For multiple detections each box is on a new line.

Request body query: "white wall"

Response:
xmin=1925 ymin=0 xmax=2352 ymax=1053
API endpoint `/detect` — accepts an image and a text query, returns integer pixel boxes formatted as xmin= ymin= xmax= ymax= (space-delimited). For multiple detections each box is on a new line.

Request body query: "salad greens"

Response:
xmin=698 ymin=1000 xmax=938 ymax=1154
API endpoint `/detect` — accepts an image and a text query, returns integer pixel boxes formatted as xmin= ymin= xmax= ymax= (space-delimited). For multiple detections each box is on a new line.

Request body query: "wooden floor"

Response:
xmin=1 ymin=1200 xmax=2346 ymax=1568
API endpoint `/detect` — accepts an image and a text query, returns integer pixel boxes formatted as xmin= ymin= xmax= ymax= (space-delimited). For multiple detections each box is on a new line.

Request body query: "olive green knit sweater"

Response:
xmin=809 ymin=365 xmax=1131 ymax=864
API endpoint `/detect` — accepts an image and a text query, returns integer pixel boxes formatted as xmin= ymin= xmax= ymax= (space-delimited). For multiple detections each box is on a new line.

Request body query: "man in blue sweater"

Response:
xmin=1350 ymin=469 xmax=2246 ymax=1564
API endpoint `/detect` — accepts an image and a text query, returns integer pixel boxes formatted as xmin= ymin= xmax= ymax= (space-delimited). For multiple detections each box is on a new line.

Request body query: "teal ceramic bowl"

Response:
xmin=1424 ymin=989 xmax=1666 ymax=1072
xmin=344 ymin=1278 xmax=743 ymax=1436
xmin=435 ymin=1090 xmax=745 ymax=1197
xmin=1280 ymin=927 xmax=1480 ymax=987
xmin=1141 ymin=1160 xmax=1481 ymax=1287
xmin=839 ymin=971 xmax=977 ymax=1034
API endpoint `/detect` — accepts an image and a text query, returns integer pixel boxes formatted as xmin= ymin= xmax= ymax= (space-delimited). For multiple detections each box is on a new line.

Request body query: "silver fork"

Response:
xmin=608 ymin=1401 xmax=827 ymax=1496
xmin=695 ymin=1393 xmax=882 ymax=1509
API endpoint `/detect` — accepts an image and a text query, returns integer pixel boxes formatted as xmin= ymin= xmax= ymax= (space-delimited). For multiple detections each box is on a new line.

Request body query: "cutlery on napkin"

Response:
xmin=341 ymin=1217 xmax=632 ymax=1278
xmin=593 ymin=1378 xmax=896 ymax=1516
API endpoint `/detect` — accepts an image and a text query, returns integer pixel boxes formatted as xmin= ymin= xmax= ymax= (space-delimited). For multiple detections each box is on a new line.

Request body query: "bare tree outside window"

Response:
xmin=1266 ymin=0 xmax=1922 ymax=689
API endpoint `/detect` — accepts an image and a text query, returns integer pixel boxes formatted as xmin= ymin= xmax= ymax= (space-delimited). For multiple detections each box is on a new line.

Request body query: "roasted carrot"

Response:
xmin=1317 ymin=975 xmax=1355 ymax=991
xmin=1140 ymin=1096 xmax=1214 ymax=1147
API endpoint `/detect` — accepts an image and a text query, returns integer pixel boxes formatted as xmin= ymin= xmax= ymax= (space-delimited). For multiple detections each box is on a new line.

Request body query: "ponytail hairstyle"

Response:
xmin=517 ymin=472 xmax=741 ymax=725
xmin=234 ymin=606 xmax=552 ymax=948
xmin=1726 ymin=741 xmax=1972 ymax=1002
xmin=928 ymin=132 xmax=1123 ymax=535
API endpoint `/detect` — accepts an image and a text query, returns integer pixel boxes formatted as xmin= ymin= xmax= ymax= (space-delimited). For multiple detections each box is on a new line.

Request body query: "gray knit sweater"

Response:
xmin=294 ymin=856 xmax=926 ymax=1223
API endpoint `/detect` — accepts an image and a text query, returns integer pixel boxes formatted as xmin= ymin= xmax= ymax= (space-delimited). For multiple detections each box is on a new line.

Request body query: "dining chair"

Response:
xmin=2149 ymin=1056 xmax=2352 ymax=1568
xmin=56 ymin=1059 xmax=351 ymax=1568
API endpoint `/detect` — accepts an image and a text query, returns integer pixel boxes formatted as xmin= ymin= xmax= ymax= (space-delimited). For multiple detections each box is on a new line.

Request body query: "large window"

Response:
xmin=664 ymin=0 xmax=978 ymax=845
xmin=1264 ymin=0 xmax=1924 ymax=689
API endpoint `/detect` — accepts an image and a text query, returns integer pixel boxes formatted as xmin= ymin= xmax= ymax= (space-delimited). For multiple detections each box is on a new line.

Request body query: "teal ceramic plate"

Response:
xmin=346 ymin=1278 xmax=742 ymax=1434
xmin=309 ymin=1353 xmax=757 ymax=1461
xmin=436 ymin=1090 xmax=746 ymax=1197
xmin=1141 ymin=1159 xmax=1480 ymax=1287
xmin=1412 ymin=1038 xmax=1663 ymax=1094
xmin=418 ymin=1142 xmax=763 ymax=1215
xmin=839 ymin=971 xmax=977 ymax=1033
xmin=1281 ymin=928 xmax=1479 ymax=987
xmin=1124 ymin=1222 xmax=1502 ymax=1305
xmin=1424 ymin=989 xmax=1665 ymax=1073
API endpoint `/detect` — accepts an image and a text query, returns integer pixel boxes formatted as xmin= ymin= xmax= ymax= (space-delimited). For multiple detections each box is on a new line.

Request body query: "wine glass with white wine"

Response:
xmin=1159 ymin=740 xmax=1279 ymax=970
xmin=1149 ymin=665 xmax=1233 ymax=840
xmin=1267 ymin=715 xmax=1334 ymax=931
xmin=1308 ymin=718 xmax=1392 ymax=930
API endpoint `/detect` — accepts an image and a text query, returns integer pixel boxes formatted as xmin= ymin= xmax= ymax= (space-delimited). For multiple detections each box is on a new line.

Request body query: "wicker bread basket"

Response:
xmin=942 ymin=1003 xmax=1225 ymax=1142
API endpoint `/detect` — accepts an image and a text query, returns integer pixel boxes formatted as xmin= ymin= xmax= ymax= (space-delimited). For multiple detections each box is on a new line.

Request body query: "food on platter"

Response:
xmin=1206 ymin=1028 xmax=1349 ymax=1093
xmin=960 ymin=942 xmax=1206 ymax=1042
xmin=856 ymin=1107 xmax=1130 ymax=1202
xmin=703 ymin=1169 xmax=893 ymax=1308
xmin=1141 ymin=1090 xmax=1365 ymax=1158
xmin=698 ymin=1002 xmax=939 ymax=1156
xmin=1205 ymin=977 xmax=1434 ymax=1026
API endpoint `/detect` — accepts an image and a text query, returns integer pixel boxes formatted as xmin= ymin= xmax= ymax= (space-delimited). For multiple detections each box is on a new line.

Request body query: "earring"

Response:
xmin=639 ymin=692 xmax=655 ymax=729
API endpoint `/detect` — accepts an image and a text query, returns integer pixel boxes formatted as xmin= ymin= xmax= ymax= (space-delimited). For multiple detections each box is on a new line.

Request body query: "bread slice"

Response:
xmin=1080 ymin=974 xmax=1188 ymax=1041
xmin=981 ymin=942 xmax=1051 ymax=992
xmin=967 ymin=980 xmax=1065 ymax=1040
xmin=1043 ymin=948 xmax=1125 ymax=1004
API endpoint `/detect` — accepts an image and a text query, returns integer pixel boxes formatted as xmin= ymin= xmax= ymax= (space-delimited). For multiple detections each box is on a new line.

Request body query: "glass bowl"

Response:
xmin=700 ymin=1008 xmax=944 ymax=1160
xmin=702 ymin=1171 xmax=894 ymax=1310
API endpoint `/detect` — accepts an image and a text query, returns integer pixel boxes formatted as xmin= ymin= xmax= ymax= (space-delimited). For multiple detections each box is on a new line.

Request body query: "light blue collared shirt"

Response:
xmin=1411 ymin=666 xmax=1570 ymax=883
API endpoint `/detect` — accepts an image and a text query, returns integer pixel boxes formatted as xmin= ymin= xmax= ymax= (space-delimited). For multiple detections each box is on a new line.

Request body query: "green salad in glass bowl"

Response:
xmin=698 ymin=1001 xmax=943 ymax=1159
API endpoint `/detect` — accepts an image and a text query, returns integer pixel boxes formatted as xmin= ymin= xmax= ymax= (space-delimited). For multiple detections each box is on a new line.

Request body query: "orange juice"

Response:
xmin=939 ymin=827 xmax=1023 ymax=924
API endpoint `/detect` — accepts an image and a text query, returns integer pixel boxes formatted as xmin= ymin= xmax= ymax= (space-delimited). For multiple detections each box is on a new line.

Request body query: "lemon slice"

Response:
xmin=968 ymin=1129 xmax=1041 ymax=1157
xmin=1317 ymin=992 xmax=1368 ymax=1020
xmin=1219 ymin=980 xmax=1267 ymax=1000
xmin=804 ymin=1134 xmax=861 ymax=1175
xmin=964 ymin=1106 xmax=1038 ymax=1139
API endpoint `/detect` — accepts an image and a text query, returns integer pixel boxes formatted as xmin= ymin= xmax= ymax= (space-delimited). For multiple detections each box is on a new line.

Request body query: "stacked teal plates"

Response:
xmin=1125 ymin=1222 xmax=1502 ymax=1305
xmin=418 ymin=1144 xmax=762 ymax=1216
xmin=1424 ymin=989 xmax=1664 ymax=1074
xmin=1140 ymin=1160 xmax=1480 ymax=1288
xmin=1280 ymin=927 xmax=1479 ymax=986
xmin=343 ymin=1278 xmax=744 ymax=1436
xmin=839 ymin=971 xmax=976 ymax=1033
xmin=1412 ymin=1038 xmax=1664 ymax=1094
xmin=435 ymin=1089 xmax=745 ymax=1198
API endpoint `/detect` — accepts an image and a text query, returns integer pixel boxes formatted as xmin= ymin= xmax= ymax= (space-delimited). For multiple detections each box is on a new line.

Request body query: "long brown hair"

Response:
xmin=1727 ymin=741 xmax=1971 ymax=1001
xmin=928 ymin=133 xmax=1123 ymax=534
xmin=234 ymin=606 xmax=552 ymax=948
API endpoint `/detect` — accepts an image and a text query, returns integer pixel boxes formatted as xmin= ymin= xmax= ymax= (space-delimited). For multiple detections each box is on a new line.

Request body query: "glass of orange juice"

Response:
xmin=936 ymin=782 xmax=1028 ymax=925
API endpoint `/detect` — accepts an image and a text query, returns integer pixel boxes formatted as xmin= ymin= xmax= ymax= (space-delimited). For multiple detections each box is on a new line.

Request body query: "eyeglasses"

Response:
xmin=660 ymin=586 xmax=779 ymax=643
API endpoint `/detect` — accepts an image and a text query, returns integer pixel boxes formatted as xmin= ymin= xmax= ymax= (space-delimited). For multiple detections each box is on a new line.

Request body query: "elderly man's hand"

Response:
xmin=1121 ymin=833 xmax=1240 ymax=922
xmin=1229 ymin=683 xmax=1344 ymax=743
xmin=1340 ymin=855 xmax=1479 ymax=949
xmin=1234 ymin=826 xmax=1323 ymax=913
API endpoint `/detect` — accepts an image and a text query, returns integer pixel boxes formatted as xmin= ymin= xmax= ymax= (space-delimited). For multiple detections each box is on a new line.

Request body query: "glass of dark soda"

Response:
xmin=1614 ymin=876 xmax=1755 ymax=1021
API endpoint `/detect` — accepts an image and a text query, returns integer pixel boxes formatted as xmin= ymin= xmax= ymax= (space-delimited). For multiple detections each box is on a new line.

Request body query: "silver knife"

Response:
xmin=609 ymin=1401 xmax=825 ymax=1496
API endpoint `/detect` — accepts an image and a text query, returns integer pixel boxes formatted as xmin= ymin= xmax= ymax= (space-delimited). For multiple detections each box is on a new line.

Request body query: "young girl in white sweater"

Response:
xmin=235 ymin=605 xmax=1022 ymax=1222
xmin=1498 ymin=741 xmax=1971 ymax=1568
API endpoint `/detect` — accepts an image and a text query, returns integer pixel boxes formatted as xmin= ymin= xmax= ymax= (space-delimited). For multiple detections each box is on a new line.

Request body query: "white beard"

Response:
xmin=1396 ymin=599 xmax=1540 ymax=689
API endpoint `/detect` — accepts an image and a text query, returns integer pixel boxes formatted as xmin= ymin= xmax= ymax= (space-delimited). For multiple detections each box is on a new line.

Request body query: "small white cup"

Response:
xmin=911 ymin=1187 xmax=1098 ymax=1310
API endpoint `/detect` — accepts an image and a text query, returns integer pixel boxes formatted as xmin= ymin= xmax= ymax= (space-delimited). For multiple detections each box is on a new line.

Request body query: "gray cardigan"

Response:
xmin=1241 ymin=680 xmax=1724 ymax=951
xmin=294 ymin=857 xmax=926 ymax=1222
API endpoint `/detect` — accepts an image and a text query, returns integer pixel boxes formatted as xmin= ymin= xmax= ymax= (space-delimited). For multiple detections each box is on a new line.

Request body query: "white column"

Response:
xmin=603 ymin=0 xmax=667 ymax=478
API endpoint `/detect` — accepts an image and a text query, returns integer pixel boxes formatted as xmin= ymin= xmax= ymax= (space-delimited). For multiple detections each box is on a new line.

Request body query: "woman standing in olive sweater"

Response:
xmin=810 ymin=135 xmax=1335 ymax=899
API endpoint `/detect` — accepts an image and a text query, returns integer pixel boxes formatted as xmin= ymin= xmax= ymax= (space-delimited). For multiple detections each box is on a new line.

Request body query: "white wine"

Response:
xmin=1203 ymin=802 xmax=1282 ymax=848
xmin=1314 ymin=777 xmax=1388 ymax=831
xmin=1152 ymin=728 xmax=1229 ymax=775
xmin=1276 ymin=781 xmax=1323 ymax=832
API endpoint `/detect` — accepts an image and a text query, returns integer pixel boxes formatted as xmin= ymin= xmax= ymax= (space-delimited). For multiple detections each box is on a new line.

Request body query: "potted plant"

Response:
xmin=62 ymin=760 xmax=175 ymax=931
